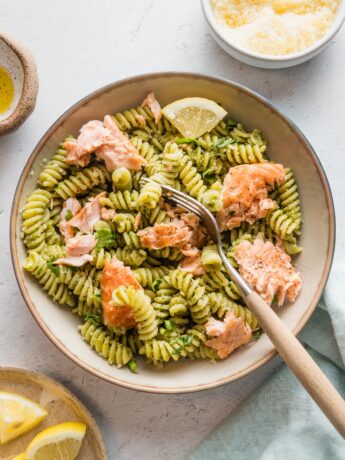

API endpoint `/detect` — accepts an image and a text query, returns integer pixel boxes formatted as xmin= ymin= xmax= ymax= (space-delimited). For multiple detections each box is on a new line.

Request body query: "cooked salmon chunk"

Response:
xmin=138 ymin=219 xmax=193 ymax=250
xmin=217 ymin=163 xmax=285 ymax=230
xmin=95 ymin=116 xmax=147 ymax=171
xmin=59 ymin=198 xmax=81 ymax=241
xmin=55 ymin=254 xmax=93 ymax=267
xmin=179 ymin=251 xmax=206 ymax=276
xmin=205 ymin=312 xmax=252 ymax=359
xmin=64 ymin=120 xmax=113 ymax=166
xmin=234 ymin=234 xmax=302 ymax=305
xmin=101 ymin=257 xmax=142 ymax=328
xmin=69 ymin=193 xmax=105 ymax=234
xmin=141 ymin=92 xmax=162 ymax=124
xmin=64 ymin=116 xmax=146 ymax=171
xmin=66 ymin=234 xmax=97 ymax=257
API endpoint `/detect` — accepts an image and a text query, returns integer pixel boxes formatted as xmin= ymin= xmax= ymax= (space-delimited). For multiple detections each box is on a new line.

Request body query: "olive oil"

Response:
xmin=0 ymin=66 xmax=14 ymax=115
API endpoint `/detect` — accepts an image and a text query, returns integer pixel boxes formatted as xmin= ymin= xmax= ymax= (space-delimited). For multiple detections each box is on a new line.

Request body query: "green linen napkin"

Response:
xmin=189 ymin=264 xmax=345 ymax=459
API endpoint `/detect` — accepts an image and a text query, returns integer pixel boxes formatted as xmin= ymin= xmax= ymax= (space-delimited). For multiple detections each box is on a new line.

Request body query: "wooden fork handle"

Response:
xmin=245 ymin=290 xmax=345 ymax=438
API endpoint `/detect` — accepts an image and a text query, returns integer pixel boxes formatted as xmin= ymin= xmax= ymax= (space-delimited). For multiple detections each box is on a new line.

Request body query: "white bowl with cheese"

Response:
xmin=201 ymin=0 xmax=345 ymax=68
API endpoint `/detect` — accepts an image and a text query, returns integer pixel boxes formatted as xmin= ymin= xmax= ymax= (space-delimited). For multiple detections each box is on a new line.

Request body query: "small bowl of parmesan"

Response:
xmin=201 ymin=0 xmax=345 ymax=68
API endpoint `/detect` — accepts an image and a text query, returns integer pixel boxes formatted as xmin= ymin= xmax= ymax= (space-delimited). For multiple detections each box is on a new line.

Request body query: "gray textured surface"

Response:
xmin=0 ymin=1 xmax=344 ymax=459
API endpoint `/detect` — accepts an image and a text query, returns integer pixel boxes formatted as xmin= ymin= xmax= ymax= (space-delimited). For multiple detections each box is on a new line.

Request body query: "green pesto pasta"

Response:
xmin=21 ymin=95 xmax=303 ymax=372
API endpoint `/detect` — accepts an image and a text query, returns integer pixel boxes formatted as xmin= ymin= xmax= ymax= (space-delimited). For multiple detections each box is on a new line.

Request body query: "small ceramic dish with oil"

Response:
xmin=0 ymin=32 xmax=38 ymax=135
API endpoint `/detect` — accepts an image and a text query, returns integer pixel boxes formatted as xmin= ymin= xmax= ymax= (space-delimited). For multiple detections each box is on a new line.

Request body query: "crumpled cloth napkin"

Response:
xmin=189 ymin=264 xmax=345 ymax=459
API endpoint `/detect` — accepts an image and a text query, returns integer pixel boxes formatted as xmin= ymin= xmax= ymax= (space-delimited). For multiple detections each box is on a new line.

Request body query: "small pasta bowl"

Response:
xmin=10 ymin=73 xmax=335 ymax=393
xmin=201 ymin=0 xmax=345 ymax=69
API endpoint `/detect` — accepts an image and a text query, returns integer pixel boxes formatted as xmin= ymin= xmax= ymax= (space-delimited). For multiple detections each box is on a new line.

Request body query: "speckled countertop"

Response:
xmin=0 ymin=1 xmax=344 ymax=459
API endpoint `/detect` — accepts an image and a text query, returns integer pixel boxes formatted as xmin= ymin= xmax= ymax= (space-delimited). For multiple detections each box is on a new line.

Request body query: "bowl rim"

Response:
xmin=201 ymin=0 xmax=345 ymax=62
xmin=10 ymin=71 xmax=336 ymax=394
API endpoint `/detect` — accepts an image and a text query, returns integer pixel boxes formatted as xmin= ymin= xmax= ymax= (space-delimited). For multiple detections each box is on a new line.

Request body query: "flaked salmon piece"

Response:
xmin=55 ymin=254 xmax=93 ymax=267
xmin=95 ymin=116 xmax=147 ymax=172
xmin=181 ymin=212 xmax=199 ymax=228
xmin=101 ymin=207 xmax=116 ymax=221
xmin=69 ymin=193 xmax=105 ymax=234
xmin=101 ymin=257 xmax=142 ymax=328
xmin=189 ymin=224 xmax=207 ymax=249
xmin=181 ymin=245 xmax=199 ymax=257
xmin=64 ymin=120 xmax=114 ymax=166
xmin=205 ymin=312 xmax=252 ymax=359
xmin=59 ymin=198 xmax=81 ymax=241
xmin=179 ymin=252 xmax=205 ymax=276
xmin=78 ymin=120 xmax=113 ymax=152
xmin=234 ymin=234 xmax=302 ymax=306
xmin=217 ymin=163 xmax=285 ymax=230
xmin=138 ymin=219 xmax=192 ymax=250
xmin=141 ymin=92 xmax=162 ymax=124
xmin=96 ymin=143 xmax=146 ymax=172
xmin=180 ymin=212 xmax=207 ymax=248
xmin=66 ymin=234 xmax=97 ymax=257
xmin=64 ymin=140 xmax=91 ymax=167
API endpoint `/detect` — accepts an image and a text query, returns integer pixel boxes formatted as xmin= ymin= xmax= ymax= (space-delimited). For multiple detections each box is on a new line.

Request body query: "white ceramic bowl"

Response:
xmin=201 ymin=0 xmax=345 ymax=69
xmin=11 ymin=73 xmax=335 ymax=393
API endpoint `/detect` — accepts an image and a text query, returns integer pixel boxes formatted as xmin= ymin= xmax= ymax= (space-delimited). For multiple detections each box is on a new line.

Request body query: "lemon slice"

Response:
xmin=25 ymin=422 xmax=87 ymax=460
xmin=0 ymin=391 xmax=48 ymax=445
xmin=12 ymin=454 xmax=26 ymax=460
xmin=162 ymin=97 xmax=227 ymax=138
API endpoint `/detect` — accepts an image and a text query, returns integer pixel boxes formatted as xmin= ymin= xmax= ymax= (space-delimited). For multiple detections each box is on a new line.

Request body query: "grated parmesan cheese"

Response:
xmin=211 ymin=0 xmax=340 ymax=55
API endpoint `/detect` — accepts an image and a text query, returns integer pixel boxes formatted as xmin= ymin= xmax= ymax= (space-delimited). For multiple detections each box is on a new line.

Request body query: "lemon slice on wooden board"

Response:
xmin=25 ymin=421 xmax=87 ymax=460
xmin=0 ymin=391 xmax=48 ymax=445
xmin=11 ymin=454 xmax=26 ymax=460
xmin=162 ymin=97 xmax=227 ymax=138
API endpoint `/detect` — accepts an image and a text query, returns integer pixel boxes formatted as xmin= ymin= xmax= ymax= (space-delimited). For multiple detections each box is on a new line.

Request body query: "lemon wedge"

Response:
xmin=25 ymin=421 xmax=87 ymax=460
xmin=11 ymin=454 xmax=26 ymax=460
xmin=0 ymin=391 xmax=48 ymax=445
xmin=162 ymin=97 xmax=227 ymax=138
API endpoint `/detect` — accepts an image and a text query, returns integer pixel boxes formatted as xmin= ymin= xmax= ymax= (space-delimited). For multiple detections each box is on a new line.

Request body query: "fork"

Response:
xmin=145 ymin=179 xmax=345 ymax=437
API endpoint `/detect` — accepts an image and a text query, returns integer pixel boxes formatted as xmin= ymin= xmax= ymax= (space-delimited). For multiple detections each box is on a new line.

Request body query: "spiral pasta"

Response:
xmin=137 ymin=181 xmax=162 ymax=210
xmin=201 ymin=245 xmax=222 ymax=270
xmin=23 ymin=251 xmax=75 ymax=306
xmin=79 ymin=320 xmax=133 ymax=367
xmin=55 ymin=166 xmax=110 ymax=199
xmin=133 ymin=266 xmax=172 ymax=287
xmin=38 ymin=140 xmax=71 ymax=189
xmin=112 ymin=286 xmax=158 ymax=340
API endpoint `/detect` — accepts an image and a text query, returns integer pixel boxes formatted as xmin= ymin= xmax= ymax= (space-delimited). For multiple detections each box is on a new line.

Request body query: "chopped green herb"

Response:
xmin=216 ymin=138 xmax=235 ymax=149
xmin=252 ymin=330 xmax=263 ymax=341
xmin=94 ymin=290 xmax=102 ymax=300
xmin=65 ymin=209 xmax=73 ymax=221
xmin=229 ymin=210 xmax=235 ymax=217
xmin=272 ymin=294 xmax=279 ymax=305
xmin=127 ymin=359 xmax=138 ymax=373
xmin=96 ymin=228 xmax=115 ymax=250
xmin=47 ymin=259 xmax=60 ymax=276
xmin=202 ymin=168 xmax=214 ymax=178
xmin=226 ymin=118 xmax=237 ymax=128
xmin=84 ymin=313 xmax=102 ymax=326
xmin=176 ymin=137 xmax=200 ymax=146
xmin=181 ymin=334 xmax=193 ymax=346
xmin=172 ymin=346 xmax=182 ymax=355
xmin=151 ymin=278 xmax=163 ymax=292
xmin=164 ymin=319 xmax=174 ymax=331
